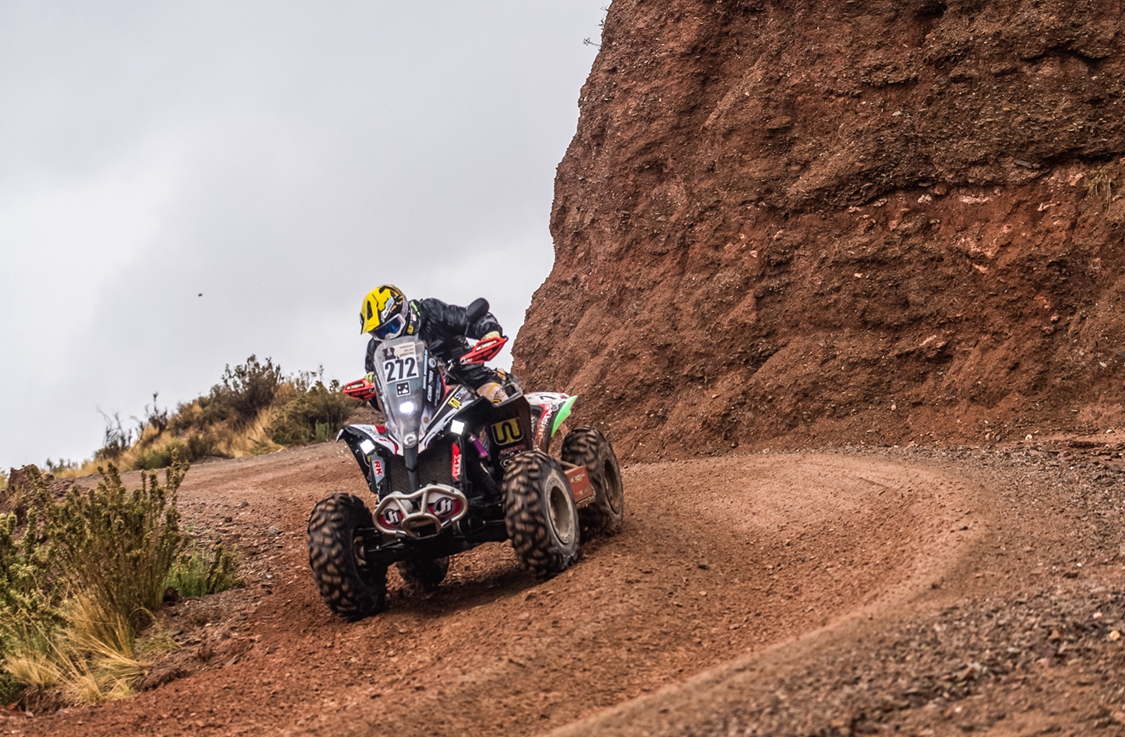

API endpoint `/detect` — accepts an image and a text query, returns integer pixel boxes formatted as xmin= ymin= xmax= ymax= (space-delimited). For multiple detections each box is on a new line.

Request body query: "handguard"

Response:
xmin=341 ymin=377 xmax=378 ymax=402
xmin=459 ymin=335 xmax=507 ymax=365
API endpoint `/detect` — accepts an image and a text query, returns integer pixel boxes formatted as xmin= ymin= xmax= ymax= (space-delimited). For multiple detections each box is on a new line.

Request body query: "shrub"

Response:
xmin=0 ymin=455 xmax=239 ymax=705
xmin=268 ymin=377 xmax=358 ymax=446
xmin=0 ymin=475 xmax=66 ymax=705
xmin=134 ymin=439 xmax=190 ymax=471
xmin=165 ymin=544 xmax=241 ymax=598
xmin=94 ymin=412 xmax=134 ymax=462
xmin=46 ymin=462 xmax=188 ymax=631
xmin=205 ymin=355 xmax=283 ymax=427
xmin=0 ymin=503 xmax=65 ymax=661
xmin=65 ymin=356 xmax=359 ymax=474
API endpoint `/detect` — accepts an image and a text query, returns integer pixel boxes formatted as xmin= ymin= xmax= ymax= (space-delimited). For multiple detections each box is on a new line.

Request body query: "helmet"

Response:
xmin=360 ymin=285 xmax=409 ymax=339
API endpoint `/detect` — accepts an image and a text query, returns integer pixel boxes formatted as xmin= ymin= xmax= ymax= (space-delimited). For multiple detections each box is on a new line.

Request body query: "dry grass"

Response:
xmin=6 ymin=596 xmax=177 ymax=705
xmin=58 ymin=357 xmax=357 ymax=478
xmin=60 ymin=406 xmax=283 ymax=479
xmin=1086 ymin=167 xmax=1114 ymax=207
xmin=1 ymin=461 xmax=192 ymax=705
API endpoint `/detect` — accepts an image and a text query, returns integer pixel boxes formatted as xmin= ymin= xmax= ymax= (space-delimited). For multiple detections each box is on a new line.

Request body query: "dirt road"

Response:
xmin=11 ymin=439 xmax=1125 ymax=736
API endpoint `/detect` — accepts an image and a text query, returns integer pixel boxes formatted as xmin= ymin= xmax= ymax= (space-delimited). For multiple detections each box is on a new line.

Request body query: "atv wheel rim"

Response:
xmin=603 ymin=457 xmax=624 ymax=515
xmin=548 ymin=480 xmax=576 ymax=545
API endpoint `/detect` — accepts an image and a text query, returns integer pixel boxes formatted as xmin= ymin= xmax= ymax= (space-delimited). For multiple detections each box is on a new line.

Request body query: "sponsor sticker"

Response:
xmin=491 ymin=418 xmax=524 ymax=446
xmin=537 ymin=410 xmax=552 ymax=444
xmin=498 ymin=443 xmax=526 ymax=469
xmin=431 ymin=496 xmax=457 ymax=517
xmin=371 ymin=459 xmax=384 ymax=479
xmin=451 ymin=445 xmax=462 ymax=480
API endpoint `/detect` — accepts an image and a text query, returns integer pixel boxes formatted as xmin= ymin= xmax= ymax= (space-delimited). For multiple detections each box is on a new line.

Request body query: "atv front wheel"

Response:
xmin=503 ymin=450 xmax=580 ymax=578
xmin=561 ymin=427 xmax=624 ymax=536
xmin=307 ymin=493 xmax=387 ymax=620
xmin=396 ymin=555 xmax=450 ymax=590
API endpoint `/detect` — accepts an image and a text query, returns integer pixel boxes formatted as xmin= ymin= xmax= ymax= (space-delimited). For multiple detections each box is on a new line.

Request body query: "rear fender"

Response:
xmin=338 ymin=425 xmax=400 ymax=494
xmin=525 ymin=393 xmax=580 ymax=452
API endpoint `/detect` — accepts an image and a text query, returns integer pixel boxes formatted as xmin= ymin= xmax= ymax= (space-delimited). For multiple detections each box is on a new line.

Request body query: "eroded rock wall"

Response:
xmin=514 ymin=0 xmax=1125 ymax=458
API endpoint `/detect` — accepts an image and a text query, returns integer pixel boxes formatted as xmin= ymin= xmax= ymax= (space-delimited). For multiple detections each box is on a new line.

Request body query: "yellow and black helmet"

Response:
xmin=360 ymin=285 xmax=409 ymax=339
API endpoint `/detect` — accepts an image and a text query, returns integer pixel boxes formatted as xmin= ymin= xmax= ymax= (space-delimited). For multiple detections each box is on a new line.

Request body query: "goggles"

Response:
xmin=372 ymin=313 xmax=406 ymax=340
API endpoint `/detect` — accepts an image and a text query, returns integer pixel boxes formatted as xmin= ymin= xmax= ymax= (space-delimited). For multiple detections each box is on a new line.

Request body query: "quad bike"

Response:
xmin=306 ymin=300 xmax=625 ymax=620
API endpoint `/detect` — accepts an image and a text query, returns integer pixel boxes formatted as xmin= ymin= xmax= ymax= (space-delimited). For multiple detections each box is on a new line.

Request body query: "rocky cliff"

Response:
xmin=514 ymin=0 xmax=1125 ymax=459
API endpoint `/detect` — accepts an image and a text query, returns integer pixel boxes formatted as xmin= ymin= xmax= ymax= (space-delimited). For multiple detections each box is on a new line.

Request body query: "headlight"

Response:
xmin=399 ymin=401 xmax=416 ymax=414
xmin=450 ymin=419 xmax=465 ymax=435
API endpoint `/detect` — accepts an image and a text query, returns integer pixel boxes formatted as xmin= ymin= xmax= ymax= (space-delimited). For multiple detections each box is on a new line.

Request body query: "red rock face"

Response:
xmin=513 ymin=0 xmax=1125 ymax=459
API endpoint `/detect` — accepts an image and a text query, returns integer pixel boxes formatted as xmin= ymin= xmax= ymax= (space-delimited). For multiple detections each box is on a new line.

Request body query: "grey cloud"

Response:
xmin=0 ymin=0 xmax=605 ymax=467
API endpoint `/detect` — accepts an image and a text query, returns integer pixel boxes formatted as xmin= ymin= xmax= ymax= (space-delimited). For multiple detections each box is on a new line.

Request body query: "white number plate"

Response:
xmin=383 ymin=356 xmax=420 ymax=382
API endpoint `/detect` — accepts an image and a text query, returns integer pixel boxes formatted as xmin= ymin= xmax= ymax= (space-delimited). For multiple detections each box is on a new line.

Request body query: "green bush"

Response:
xmin=165 ymin=545 xmax=241 ymax=598
xmin=73 ymin=356 xmax=359 ymax=474
xmin=46 ymin=461 xmax=188 ymax=631
xmin=186 ymin=433 xmax=221 ymax=461
xmin=0 ymin=455 xmax=246 ymax=704
xmin=204 ymin=355 xmax=283 ymax=427
xmin=268 ymin=378 xmax=358 ymax=446
xmin=134 ymin=440 xmax=188 ymax=471
xmin=0 ymin=474 xmax=66 ymax=705
xmin=0 ymin=502 xmax=65 ymax=648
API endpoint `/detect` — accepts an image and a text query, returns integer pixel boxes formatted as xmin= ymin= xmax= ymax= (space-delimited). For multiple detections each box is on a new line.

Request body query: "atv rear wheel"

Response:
xmin=503 ymin=450 xmax=580 ymax=578
xmin=562 ymin=427 xmax=625 ymax=536
xmin=396 ymin=555 xmax=450 ymax=590
xmin=307 ymin=493 xmax=387 ymax=620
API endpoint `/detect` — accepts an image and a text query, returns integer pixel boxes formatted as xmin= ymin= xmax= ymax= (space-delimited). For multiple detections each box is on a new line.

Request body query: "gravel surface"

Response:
xmin=4 ymin=436 xmax=1124 ymax=736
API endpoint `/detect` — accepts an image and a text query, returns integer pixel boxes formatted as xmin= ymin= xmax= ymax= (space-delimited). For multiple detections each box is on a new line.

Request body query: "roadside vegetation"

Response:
xmin=0 ymin=355 xmax=351 ymax=705
xmin=61 ymin=356 xmax=359 ymax=476
xmin=0 ymin=456 xmax=238 ymax=706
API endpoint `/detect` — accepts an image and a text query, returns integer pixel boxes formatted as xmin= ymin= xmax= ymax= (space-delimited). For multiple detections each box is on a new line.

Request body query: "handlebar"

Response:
xmin=341 ymin=377 xmax=378 ymax=402
xmin=459 ymin=335 xmax=507 ymax=365
xmin=342 ymin=335 xmax=507 ymax=400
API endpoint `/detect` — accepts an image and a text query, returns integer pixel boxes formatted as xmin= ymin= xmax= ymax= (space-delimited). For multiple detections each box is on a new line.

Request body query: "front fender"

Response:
xmin=338 ymin=424 xmax=400 ymax=492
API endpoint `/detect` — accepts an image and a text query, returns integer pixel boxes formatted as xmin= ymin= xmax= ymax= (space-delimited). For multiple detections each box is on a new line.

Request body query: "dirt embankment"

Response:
xmin=514 ymin=0 xmax=1125 ymax=461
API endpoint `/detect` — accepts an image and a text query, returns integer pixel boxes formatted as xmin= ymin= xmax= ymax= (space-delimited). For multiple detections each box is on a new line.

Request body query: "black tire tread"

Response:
xmin=307 ymin=493 xmax=387 ymax=620
xmin=561 ymin=426 xmax=625 ymax=536
xmin=502 ymin=450 xmax=579 ymax=579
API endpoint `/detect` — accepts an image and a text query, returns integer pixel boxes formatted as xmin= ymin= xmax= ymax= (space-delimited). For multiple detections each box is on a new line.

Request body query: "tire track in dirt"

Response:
xmin=19 ymin=445 xmax=984 ymax=737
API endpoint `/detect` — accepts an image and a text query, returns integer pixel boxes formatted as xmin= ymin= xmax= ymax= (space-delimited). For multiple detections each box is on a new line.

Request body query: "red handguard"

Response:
xmin=460 ymin=335 xmax=507 ymax=365
xmin=341 ymin=377 xmax=378 ymax=402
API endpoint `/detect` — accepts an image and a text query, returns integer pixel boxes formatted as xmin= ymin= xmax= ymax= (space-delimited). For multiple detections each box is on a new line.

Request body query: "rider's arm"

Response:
xmin=364 ymin=336 xmax=378 ymax=374
xmin=362 ymin=338 xmax=382 ymax=411
xmin=419 ymin=297 xmax=504 ymax=341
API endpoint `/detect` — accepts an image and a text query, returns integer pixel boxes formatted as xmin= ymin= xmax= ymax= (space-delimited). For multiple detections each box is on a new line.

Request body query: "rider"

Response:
xmin=360 ymin=284 xmax=508 ymax=406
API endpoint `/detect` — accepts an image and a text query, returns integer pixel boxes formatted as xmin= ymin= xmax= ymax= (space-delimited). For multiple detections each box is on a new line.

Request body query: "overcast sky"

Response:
xmin=0 ymin=1 xmax=606 ymax=470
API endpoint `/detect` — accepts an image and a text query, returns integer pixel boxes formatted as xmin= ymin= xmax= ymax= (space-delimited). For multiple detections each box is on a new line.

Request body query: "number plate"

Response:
xmin=382 ymin=355 xmax=420 ymax=382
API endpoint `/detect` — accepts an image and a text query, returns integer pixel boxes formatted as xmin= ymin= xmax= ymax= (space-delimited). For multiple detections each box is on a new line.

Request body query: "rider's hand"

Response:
xmin=364 ymin=371 xmax=375 ymax=383
xmin=481 ymin=331 xmax=501 ymax=342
